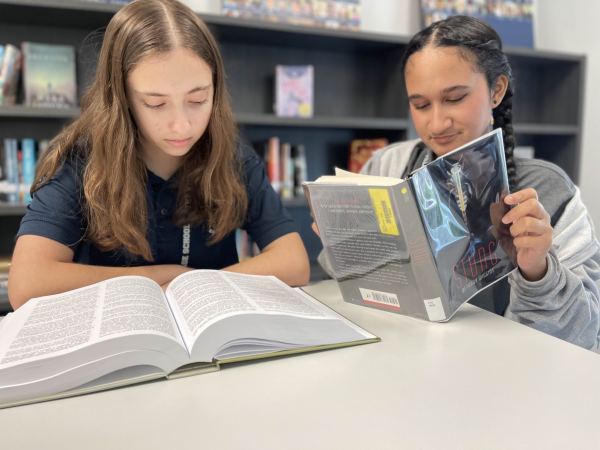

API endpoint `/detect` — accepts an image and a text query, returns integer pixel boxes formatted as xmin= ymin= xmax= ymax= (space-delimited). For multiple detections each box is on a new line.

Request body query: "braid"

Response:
xmin=493 ymin=82 xmax=517 ymax=191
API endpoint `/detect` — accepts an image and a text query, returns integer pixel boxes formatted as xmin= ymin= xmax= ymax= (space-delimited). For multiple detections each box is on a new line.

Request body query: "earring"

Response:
xmin=491 ymin=114 xmax=495 ymax=126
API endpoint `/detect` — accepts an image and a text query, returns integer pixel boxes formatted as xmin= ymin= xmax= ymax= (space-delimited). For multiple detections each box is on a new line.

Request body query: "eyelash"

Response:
xmin=143 ymin=99 xmax=208 ymax=110
xmin=414 ymin=94 xmax=468 ymax=110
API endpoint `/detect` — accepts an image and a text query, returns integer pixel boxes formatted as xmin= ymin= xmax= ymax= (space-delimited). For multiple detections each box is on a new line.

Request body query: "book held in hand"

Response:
xmin=0 ymin=271 xmax=378 ymax=408
xmin=304 ymin=129 xmax=517 ymax=322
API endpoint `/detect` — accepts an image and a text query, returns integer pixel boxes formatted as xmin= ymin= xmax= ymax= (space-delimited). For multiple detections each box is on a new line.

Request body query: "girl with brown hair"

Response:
xmin=8 ymin=0 xmax=310 ymax=309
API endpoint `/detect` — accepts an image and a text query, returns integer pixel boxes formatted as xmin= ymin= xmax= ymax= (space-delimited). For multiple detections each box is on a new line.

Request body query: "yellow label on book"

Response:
xmin=369 ymin=188 xmax=399 ymax=236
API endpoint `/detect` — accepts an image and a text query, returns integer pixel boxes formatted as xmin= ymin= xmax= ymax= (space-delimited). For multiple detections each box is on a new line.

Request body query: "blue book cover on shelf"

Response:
xmin=21 ymin=139 xmax=36 ymax=203
xmin=3 ymin=139 xmax=18 ymax=204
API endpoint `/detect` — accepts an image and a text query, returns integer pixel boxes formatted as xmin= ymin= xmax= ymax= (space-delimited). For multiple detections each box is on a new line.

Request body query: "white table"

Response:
xmin=2 ymin=280 xmax=600 ymax=449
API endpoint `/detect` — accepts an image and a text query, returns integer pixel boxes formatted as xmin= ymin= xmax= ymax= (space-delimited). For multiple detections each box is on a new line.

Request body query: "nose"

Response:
xmin=170 ymin=107 xmax=191 ymax=136
xmin=428 ymin=104 xmax=452 ymax=135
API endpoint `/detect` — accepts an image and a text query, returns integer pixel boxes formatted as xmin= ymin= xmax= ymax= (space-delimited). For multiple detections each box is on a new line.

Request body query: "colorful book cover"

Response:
xmin=0 ymin=45 xmax=22 ymax=105
xmin=22 ymin=43 xmax=77 ymax=108
xmin=21 ymin=139 xmax=36 ymax=203
xmin=348 ymin=138 xmax=388 ymax=173
xmin=275 ymin=65 xmax=314 ymax=118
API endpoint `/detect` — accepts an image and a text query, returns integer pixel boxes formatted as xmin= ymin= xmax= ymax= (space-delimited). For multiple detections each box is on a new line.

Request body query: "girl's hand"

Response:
xmin=503 ymin=188 xmax=553 ymax=281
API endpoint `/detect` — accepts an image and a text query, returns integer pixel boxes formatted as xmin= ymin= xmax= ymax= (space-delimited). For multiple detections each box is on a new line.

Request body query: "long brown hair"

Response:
xmin=34 ymin=0 xmax=248 ymax=261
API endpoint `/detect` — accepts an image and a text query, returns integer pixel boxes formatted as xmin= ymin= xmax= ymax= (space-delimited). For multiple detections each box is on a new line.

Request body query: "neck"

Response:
xmin=138 ymin=137 xmax=184 ymax=180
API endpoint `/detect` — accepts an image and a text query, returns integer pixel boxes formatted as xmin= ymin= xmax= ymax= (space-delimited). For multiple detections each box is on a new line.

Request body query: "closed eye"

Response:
xmin=144 ymin=103 xmax=165 ymax=110
xmin=414 ymin=103 xmax=430 ymax=110
xmin=447 ymin=94 xmax=467 ymax=103
xmin=191 ymin=100 xmax=208 ymax=106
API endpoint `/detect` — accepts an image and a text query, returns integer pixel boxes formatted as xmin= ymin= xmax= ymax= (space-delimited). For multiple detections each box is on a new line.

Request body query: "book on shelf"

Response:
xmin=21 ymin=139 xmax=36 ymax=203
xmin=348 ymin=138 xmax=388 ymax=173
xmin=264 ymin=137 xmax=281 ymax=195
xmin=0 ymin=271 xmax=378 ymax=408
xmin=304 ymin=129 xmax=518 ymax=322
xmin=235 ymin=229 xmax=260 ymax=262
xmin=274 ymin=65 xmax=314 ymax=118
xmin=0 ymin=45 xmax=21 ymax=106
xmin=2 ymin=139 xmax=18 ymax=204
xmin=21 ymin=43 xmax=77 ymax=109
xmin=293 ymin=144 xmax=308 ymax=197
xmin=280 ymin=142 xmax=294 ymax=200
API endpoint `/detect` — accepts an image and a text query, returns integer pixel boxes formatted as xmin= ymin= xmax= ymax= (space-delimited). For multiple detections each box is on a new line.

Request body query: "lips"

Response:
xmin=165 ymin=138 xmax=192 ymax=148
xmin=432 ymin=134 xmax=457 ymax=144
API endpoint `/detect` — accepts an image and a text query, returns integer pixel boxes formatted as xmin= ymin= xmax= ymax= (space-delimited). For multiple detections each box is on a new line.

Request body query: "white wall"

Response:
xmin=535 ymin=1 xmax=600 ymax=230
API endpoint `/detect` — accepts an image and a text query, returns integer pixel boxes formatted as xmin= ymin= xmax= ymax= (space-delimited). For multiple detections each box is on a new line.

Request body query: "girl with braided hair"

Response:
xmin=316 ymin=15 xmax=600 ymax=349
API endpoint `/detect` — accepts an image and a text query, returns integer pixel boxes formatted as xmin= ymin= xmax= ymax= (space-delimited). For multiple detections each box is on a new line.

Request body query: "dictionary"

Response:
xmin=304 ymin=129 xmax=517 ymax=322
xmin=0 ymin=271 xmax=378 ymax=409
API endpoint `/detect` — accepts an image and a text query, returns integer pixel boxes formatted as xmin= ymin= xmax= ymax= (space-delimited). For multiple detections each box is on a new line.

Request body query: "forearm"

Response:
xmin=8 ymin=261 xmax=189 ymax=310
xmin=223 ymin=233 xmax=310 ymax=286
xmin=505 ymin=247 xmax=600 ymax=349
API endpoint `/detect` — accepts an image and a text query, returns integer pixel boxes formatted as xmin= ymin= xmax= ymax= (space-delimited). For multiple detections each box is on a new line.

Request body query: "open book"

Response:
xmin=304 ymin=129 xmax=518 ymax=322
xmin=0 ymin=271 xmax=378 ymax=408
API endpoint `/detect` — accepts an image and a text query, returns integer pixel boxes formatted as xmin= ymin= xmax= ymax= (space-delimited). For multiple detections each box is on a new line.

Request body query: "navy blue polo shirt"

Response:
xmin=17 ymin=144 xmax=297 ymax=268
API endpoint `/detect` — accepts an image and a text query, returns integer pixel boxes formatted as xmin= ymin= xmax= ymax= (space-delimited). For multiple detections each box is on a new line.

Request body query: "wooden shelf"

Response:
xmin=513 ymin=123 xmax=579 ymax=135
xmin=235 ymin=113 xmax=408 ymax=130
xmin=0 ymin=105 xmax=81 ymax=119
xmin=0 ymin=204 xmax=27 ymax=216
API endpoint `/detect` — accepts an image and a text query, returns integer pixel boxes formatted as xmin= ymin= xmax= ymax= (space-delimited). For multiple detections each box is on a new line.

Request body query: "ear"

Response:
xmin=492 ymin=75 xmax=508 ymax=108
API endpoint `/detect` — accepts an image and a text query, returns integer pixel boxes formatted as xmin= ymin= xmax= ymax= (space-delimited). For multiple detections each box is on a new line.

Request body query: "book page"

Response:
xmin=166 ymin=271 xmax=258 ymax=342
xmin=0 ymin=284 xmax=101 ymax=366
xmin=0 ymin=277 xmax=183 ymax=368
xmin=98 ymin=277 xmax=180 ymax=341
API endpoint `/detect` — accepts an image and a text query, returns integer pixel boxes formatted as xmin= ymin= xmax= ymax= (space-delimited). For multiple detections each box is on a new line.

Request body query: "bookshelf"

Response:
xmin=0 ymin=0 xmax=587 ymax=299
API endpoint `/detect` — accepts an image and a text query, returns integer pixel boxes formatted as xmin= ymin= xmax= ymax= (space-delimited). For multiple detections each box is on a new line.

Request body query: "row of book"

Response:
xmin=0 ymin=43 xmax=77 ymax=108
xmin=0 ymin=139 xmax=50 ymax=204
xmin=262 ymin=137 xmax=308 ymax=200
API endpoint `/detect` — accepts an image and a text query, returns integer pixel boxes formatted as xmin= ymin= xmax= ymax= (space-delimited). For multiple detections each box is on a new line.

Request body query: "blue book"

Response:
xmin=21 ymin=139 xmax=36 ymax=203
xmin=3 ymin=139 xmax=18 ymax=204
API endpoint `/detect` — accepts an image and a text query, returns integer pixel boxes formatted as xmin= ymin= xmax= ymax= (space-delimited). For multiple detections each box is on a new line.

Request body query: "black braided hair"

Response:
xmin=401 ymin=15 xmax=517 ymax=191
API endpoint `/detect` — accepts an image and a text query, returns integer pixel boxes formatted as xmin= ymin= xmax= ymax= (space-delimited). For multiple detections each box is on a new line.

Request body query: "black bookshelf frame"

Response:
xmin=0 ymin=0 xmax=587 ymax=286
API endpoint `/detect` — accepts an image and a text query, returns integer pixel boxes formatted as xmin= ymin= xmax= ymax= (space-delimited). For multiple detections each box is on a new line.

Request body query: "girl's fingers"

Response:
xmin=502 ymin=198 xmax=548 ymax=224
xmin=509 ymin=216 xmax=551 ymax=237
xmin=504 ymin=188 xmax=538 ymax=205
xmin=513 ymin=234 xmax=553 ymax=250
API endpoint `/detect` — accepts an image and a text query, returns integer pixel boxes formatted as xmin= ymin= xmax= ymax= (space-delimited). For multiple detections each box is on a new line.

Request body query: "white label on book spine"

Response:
xmin=359 ymin=287 xmax=400 ymax=310
xmin=423 ymin=298 xmax=446 ymax=321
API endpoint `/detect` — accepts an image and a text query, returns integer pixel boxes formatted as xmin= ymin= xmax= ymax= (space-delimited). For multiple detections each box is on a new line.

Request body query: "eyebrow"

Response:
xmin=136 ymin=85 xmax=212 ymax=97
xmin=408 ymin=85 xmax=470 ymax=100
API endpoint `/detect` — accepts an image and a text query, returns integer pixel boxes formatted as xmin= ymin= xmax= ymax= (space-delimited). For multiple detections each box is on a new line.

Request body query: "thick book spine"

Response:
xmin=267 ymin=137 xmax=280 ymax=195
xmin=0 ymin=140 xmax=8 ymax=203
xmin=280 ymin=142 xmax=293 ymax=199
xmin=391 ymin=182 xmax=448 ymax=321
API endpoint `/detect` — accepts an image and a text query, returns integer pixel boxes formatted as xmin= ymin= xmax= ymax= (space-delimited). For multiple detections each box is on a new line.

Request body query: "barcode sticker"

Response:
xmin=359 ymin=287 xmax=401 ymax=311
xmin=423 ymin=298 xmax=446 ymax=321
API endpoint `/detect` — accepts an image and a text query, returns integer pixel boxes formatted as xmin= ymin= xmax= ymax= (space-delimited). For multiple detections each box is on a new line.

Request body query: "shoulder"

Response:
xmin=361 ymin=139 xmax=421 ymax=177
xmin=514 ymin=158 xmax=576 ymax=223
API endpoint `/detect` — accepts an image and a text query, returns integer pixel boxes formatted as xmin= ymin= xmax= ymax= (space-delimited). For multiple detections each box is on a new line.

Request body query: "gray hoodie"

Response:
xmin=318 ymin=140 xmax=600 ymax=349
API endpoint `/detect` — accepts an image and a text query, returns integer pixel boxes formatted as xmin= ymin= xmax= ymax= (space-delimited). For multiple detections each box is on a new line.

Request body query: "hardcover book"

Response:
xmin=0 ymin=271 xmax=378 ymax=408
xmin=275 ymin=65 xmax=314 ymax=118
xmin=304 ymin=129 xmax=517 ymax=322
xmin=21 ymin=43 xmax=77 ymax=108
